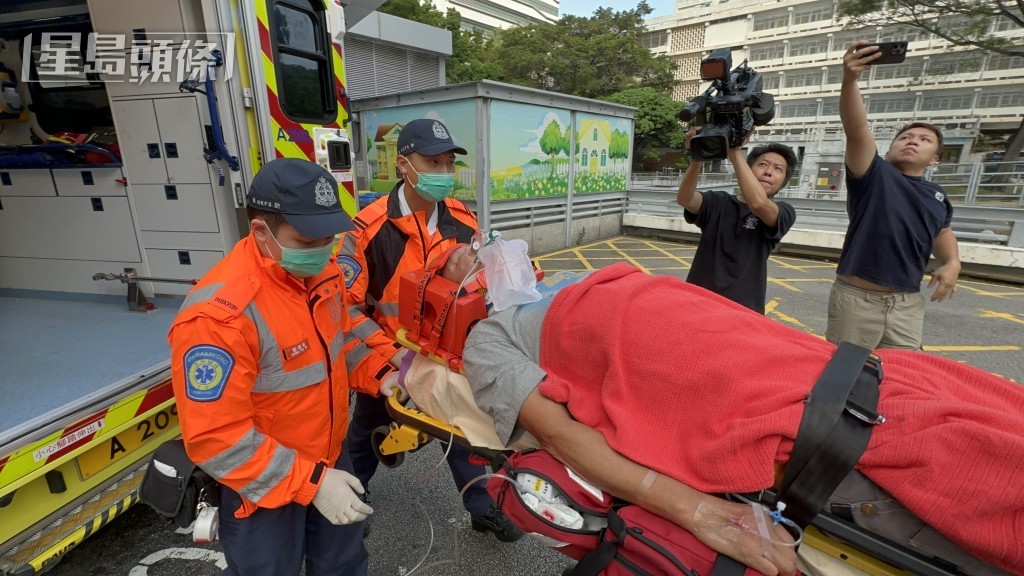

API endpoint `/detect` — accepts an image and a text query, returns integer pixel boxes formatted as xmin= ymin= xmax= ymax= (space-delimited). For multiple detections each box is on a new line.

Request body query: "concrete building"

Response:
xmin=643 ymin=0 xmax=1024 ymax=194
xmin=430 ymin=0 xmax=559 ymax=31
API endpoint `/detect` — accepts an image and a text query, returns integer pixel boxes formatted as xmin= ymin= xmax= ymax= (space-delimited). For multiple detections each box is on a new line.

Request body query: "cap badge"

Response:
xmin=432 ymin=121 xmax=449 ymax=140
xmin=315 ymin=176 xmax=338 ymax=208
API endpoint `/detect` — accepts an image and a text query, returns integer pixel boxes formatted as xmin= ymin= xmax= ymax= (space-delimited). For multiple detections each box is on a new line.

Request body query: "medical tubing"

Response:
xmin=453 ymin=473 xmax=521 ymax=567
xmin=402 ymin=497 xmax=446 ymax=576
xmin=729 ymin=493 xmax=803 ymax=548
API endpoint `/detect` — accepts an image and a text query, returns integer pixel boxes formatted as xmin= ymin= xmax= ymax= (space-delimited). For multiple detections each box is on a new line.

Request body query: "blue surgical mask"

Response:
xmin=262 ymin=222 xmax=335 ymax=278
xmin=408 ymin=164 xmax=455 ymax=202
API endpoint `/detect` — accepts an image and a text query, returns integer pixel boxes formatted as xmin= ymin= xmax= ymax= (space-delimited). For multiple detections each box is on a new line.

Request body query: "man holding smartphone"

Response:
xmin=828 ymin=41 xmax=961 ymax=350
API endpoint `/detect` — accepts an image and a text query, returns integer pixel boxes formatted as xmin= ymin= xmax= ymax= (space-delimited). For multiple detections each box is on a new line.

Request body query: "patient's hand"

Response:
xmin=692 ymin=496 xmax=797 ymax=576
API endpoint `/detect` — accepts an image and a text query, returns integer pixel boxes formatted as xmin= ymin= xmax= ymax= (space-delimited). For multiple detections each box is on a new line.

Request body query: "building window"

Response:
xmin=270 ymin=0 xmax=335 ymax=124
xmin=820 ymin=97 xmax=839 ymax=116
xmin=750 ymin=42 xmax=786 ymax=61
xmin=779 ymin=100 xmax=818 ymax=118
xmin=784 ymin=70 xmax=822 ymax=88
xmin=593 ymin=128 xmax=598 ymax=142
xmin=831 ymin=30 xmax=871 ymax=52
xmin=640 ymin=30 xmax=670 ymax=49
xmin=872 ymin=58 xmax=924 ymax=80
xmin=789 ymin=36 xmax=829 ymax=56
xmin=878 ymin=26 xmax=924 ymax=43
xmin=926 ymin=52 xmax=983 ymax=77
xmin=753 ymin=11 xmax=788 ymax=31
xmin=978 ymin=90 xmax=1023 ymax=108
xmin=920 ymin=92 xmax=975 ymax=111
xmin=992 ymin=15 xmax=1018 ymax=32
xmin=792 ymin=4 xmax=833 ymax=25
xmin=761 ymin=72 xmax=781 ymax=90
xmin=988 ymin=53 xmax=1024 ymax=70
xmin=867 ymin=95 xmax=916 ymax=114
xmin=825 ymin=65 xmax=844 ymax=84
xmin=601 ymin=149 xmax=607 ymax=166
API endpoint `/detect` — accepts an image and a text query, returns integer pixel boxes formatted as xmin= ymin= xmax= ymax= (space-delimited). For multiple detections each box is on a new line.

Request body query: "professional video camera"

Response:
xmin=678 ymin=48 xmax=775 ymax=161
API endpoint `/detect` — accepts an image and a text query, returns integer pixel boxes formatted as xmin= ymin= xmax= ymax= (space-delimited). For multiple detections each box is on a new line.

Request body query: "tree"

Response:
xmin=540 ymin=119 xmax=566 ymax=175
xmin=378 ymin=0 xmax=502 ymax=84
xmin=494 ymin=2 xmax=676 ymax=99
xmin=603 ymin=87 xmax=686 ymax=166
xmin=836 ymin=0 xmax=1024 ymax=163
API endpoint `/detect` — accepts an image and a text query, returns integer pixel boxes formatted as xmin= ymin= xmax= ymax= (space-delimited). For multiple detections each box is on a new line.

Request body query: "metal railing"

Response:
xmin=631 ymin=162 xmax=1024 ymax=206
xmin=625 ymin=188 xmax=1024 ymax=248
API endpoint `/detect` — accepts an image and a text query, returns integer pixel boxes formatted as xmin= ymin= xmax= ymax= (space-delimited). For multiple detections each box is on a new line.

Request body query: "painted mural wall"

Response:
xmin=359 ymin=100 xmax=478 ymax=202
xmin=573 ymin=113 xmax=632 ymax=195
xmin=488 ymin=101 xmax=571 ymax=200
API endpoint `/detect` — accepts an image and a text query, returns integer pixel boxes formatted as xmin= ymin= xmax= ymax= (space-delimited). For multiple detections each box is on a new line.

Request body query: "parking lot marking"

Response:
xmin=573 ymin=249 xmax=595 ymax=270
xmin=638 ymin=239 xmax=693 ymax=268
xmin=978 ymin=309 xmax=1024 ymax=325
xmin=924 ymin=345 xmax=1022 ymax=352
xmin=765 ymin=299 xmax=820 ymax=334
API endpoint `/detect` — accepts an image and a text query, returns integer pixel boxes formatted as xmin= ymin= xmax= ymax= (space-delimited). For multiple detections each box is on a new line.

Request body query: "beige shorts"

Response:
xmin=825 ymin=279 xmax=925 ymax=350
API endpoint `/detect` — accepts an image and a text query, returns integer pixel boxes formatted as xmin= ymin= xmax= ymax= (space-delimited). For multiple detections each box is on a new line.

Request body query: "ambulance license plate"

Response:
xmin=77 ymin=406 xmax=178 ymax=479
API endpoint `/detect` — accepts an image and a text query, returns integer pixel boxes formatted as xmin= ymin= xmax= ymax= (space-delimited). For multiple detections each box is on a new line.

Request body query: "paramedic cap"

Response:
xmin=397 ymin=119 xmax=467 ymax=157
xmin=246 ymin=158 xmax=355 ymax=238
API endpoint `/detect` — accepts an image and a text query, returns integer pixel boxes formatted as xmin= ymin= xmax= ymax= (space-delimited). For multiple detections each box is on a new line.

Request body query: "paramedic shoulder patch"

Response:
xmin=337 ymin=255 xmax=361 ymax=288
xmin=184 ymin=345 xmax=234 ymax=402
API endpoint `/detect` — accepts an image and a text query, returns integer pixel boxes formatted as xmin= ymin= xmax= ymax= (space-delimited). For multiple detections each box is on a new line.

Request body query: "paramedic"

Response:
xmin=338 ymin=118 xmax=521 ymax=541
xmin=169 ymin=159 xmax=374 ymax=576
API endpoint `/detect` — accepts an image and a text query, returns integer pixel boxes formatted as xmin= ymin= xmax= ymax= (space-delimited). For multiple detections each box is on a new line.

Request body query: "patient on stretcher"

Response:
xmin=391 ymin=243 xmax=1022 ymax=576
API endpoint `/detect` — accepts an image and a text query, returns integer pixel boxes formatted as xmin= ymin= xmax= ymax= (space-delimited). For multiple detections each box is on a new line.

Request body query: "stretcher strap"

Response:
xmin=396 ymin=348 xmax=416 ymax=395
xmin=774 ymin=342 xmax=883 ymax=528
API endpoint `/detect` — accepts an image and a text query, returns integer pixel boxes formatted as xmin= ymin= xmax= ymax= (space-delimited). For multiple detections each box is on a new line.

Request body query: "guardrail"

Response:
xmin=632 ymin=161 xmax=1024 ymax=206
xmin=625 ymin=189 xmax=1024 ymax=248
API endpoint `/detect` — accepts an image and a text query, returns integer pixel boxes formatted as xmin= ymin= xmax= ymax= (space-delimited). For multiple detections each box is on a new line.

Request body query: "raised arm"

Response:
xmin=729 ymin=147 xmax=780 ymax=228
xmin=840 ymin=41 xmax=882 ymax=178
xmin=676 ymin=128 xmax=705 ymax=214
xmin=518 ymin=389 xmax=797 ymax=576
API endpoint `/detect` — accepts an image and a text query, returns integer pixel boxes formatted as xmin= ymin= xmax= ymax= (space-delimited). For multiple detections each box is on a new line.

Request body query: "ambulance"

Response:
xmin=0 ymin=0 xmax=444 ymax=572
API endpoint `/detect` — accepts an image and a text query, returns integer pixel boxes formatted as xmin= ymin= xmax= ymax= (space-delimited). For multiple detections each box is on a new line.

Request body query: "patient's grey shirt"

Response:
xmin=463 ymin=270 xmax=591 ymax=446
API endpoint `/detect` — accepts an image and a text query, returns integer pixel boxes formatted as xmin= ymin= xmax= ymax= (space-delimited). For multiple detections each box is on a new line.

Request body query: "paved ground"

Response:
xmin=46 ymin=236 xmax=1024 ymax=576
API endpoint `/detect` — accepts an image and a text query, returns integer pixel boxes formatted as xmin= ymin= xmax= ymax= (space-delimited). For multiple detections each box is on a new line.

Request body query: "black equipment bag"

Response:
xmin=139 ymin=438 xmax=219 ymax=528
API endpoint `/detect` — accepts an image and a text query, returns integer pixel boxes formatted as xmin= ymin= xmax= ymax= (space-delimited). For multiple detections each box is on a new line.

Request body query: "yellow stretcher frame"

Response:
xmin=378 ymin=332 xmax=961 ymax=576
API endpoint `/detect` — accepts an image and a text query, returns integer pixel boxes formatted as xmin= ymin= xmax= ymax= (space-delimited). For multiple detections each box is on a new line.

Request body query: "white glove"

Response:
xmin=311 ymin=468 xmax=373 ymax=525
xmin=378 ymin=370 xmax=408 ymax=402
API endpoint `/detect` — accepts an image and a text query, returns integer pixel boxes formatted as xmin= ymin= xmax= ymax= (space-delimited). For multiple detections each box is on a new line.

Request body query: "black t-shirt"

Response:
xmin=684 ymin=190 xmax=796 ymax=313
xmin=837 ymin=156 xmax=953 ymax=292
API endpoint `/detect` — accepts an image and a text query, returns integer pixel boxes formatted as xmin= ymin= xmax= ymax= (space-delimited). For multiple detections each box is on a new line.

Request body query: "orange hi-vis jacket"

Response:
xmin=168 ymin=234 xmax=377 ymax=517
xmin=337 ymin=183 xmax=477 ymax=385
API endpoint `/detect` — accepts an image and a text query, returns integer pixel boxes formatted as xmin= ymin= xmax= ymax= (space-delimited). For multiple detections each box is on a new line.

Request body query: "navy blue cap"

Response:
xmin=246 ymin=158 xmax=355 ymax=238
xmin=397 ymin=119 xmax=467 ymax=157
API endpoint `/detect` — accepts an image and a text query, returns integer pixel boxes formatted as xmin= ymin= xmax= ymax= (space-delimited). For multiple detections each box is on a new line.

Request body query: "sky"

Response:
xmin=558 ymin=0 xmax=676 ymax=18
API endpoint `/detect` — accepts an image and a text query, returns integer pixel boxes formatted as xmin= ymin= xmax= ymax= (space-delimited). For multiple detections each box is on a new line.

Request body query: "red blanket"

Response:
xmin=538 ymin=263 xmax=1024 ymax=574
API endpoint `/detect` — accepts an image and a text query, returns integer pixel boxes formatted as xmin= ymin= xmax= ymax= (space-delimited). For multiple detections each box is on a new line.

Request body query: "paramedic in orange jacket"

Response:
xmin=169 ymin=159 xmax=375 ymax=576
xmin=337 ymin=119 xmax=521 ymax=541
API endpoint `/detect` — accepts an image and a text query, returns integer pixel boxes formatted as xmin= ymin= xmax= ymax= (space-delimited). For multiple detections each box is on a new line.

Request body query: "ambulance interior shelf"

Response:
xmin=0 ymin=142 xmax=122 ymax=168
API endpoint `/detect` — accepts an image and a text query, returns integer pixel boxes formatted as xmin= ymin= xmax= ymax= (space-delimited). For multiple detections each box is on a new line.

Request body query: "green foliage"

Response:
xmin=835 ymin=0 xmax=1021 ymax=57
xmin=378 ymin=0 xmax=502 ymax=84
xmin=492 ymin=1 xmax=676 ymax=98
xmin=603 ymin=87 xmax=686 ymax=163
xmin=540 ymin=119 xmax=565 ymax=157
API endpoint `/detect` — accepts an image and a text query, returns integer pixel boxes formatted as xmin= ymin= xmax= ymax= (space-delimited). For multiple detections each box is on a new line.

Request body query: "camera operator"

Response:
xmin=826 ymin=41 xmax=961 ymax=350
xmin=676 ymin=128 xmax=797 ymax=314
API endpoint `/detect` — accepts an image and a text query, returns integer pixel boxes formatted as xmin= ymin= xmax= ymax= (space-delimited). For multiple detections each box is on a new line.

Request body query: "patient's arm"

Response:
xmin=518 ymin=389 xmax=797 ymax=576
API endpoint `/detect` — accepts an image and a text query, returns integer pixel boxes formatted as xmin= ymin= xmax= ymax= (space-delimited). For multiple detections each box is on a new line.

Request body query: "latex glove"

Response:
xmin=378 ymin=370 xmax=408 ymax=403
xmin=389 ymin=347 xmax=411 ymax=368
xmin=311 ymin=468 xmax=373 ymax=525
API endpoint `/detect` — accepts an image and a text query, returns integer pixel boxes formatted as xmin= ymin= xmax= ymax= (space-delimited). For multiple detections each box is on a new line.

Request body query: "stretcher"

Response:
xmin=372 ymin=263 xmax=974 ymax=576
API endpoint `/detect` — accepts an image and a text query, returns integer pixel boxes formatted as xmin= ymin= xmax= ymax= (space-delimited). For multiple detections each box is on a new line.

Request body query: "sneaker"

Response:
xmin=470 ymin=504 xmax=524 ymax=542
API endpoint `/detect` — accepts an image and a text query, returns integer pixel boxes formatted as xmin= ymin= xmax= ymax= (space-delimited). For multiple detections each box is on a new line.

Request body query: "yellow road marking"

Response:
xmin=978 ymin=310 xmax=1024 ymax=325
xmin=924 ymin=345 xmax=1021 ymax=352
xmin=604 ymin=240 xmax=650 ymax=273
xmin=638 ymin=239 xmax=692 ymax=268
xmin=572 ymin=249 xmax=595 ymax=270
xmin=765 ymin=299 xmax=820 ymax=335
xmin=767 ymin=279 xmax=804 ymax=293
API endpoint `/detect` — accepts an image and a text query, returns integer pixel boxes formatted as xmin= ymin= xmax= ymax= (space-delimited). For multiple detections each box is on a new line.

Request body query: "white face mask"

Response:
xmin=477 ymin=236 xmax=541 ymax=311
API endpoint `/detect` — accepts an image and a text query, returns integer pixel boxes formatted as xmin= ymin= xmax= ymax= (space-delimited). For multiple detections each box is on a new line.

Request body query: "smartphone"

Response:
xmin=866 ymin=41 xmax=908 ymax=65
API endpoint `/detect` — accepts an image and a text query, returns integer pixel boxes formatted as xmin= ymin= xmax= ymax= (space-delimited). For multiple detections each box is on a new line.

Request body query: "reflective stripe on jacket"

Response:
xmin=338 ymin=183 xmax=477 ymax=385
xmin=169 ymin=234 xmax=376 ymax=517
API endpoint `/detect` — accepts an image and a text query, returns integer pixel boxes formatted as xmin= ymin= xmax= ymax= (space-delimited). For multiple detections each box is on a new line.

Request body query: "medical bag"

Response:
xmin=489 ymin=450 xmax=773 ymax=576
xmin=139 ymin=439 xmax=219 ymax=529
